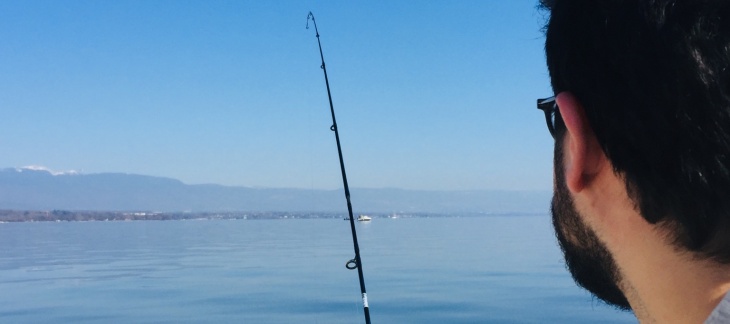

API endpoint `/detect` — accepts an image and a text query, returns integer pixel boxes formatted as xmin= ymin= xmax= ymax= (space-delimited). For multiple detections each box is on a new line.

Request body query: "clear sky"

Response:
xmin=0 ymin=1 xmax=554 ymax=191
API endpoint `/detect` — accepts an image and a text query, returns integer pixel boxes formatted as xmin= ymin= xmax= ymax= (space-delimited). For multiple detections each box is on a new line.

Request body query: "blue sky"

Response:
xmin=0 ymin=1 xmax=553 ymax=191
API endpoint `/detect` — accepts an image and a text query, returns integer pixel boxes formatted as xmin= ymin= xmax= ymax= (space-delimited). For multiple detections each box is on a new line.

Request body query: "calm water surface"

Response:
xmin=0 ymin=215 xmax=635 ymax=323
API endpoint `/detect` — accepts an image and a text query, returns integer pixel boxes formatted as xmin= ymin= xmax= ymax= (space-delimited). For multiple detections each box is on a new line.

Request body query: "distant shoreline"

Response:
xmin=0 ymin=210 xmax=543 ymax=223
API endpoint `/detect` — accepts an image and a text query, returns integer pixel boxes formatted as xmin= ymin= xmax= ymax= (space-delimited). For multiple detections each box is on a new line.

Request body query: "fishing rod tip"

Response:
xmin=306 ymin=11 xmax=314 ymax=29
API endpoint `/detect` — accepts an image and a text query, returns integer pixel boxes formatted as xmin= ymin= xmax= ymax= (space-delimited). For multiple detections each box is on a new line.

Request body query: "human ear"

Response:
xmin=555 ymin=92 xmax=604 ymax=193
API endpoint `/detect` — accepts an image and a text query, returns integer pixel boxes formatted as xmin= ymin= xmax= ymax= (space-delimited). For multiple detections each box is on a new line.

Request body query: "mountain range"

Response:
xmin=0 ymin=167 xmax=551 ymax=214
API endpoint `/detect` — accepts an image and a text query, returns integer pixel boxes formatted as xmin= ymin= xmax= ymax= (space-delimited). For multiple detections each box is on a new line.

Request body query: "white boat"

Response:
xmin=357 ymin=215 xmax=372 ymax=222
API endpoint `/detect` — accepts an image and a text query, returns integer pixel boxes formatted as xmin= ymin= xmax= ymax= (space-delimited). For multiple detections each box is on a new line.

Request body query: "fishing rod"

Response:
xmin=306 ymin=12 xmax=372 ymax=324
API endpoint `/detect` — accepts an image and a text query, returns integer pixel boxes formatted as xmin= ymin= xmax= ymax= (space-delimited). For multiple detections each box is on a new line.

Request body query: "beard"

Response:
xmin=552 ymin=140 xmax=631 ymax=310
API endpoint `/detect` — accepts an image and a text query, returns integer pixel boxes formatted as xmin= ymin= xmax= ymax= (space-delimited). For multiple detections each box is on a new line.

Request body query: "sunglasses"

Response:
xmin=537 ymin=96 xmax=559 ymax=138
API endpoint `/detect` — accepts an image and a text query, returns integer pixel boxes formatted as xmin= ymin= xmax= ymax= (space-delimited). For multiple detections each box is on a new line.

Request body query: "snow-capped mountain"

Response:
xmin=16 ymin=165 xmax=81 ymax=176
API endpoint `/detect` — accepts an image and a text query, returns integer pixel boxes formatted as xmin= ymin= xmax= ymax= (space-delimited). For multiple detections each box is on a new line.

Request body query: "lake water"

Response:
xmin=0 ymin=215 xmax=636 ymax=323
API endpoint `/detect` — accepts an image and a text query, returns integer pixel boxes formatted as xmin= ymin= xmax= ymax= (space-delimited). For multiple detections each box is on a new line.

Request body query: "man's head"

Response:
xmin=540 ymin=0 xmax=730 ymax=309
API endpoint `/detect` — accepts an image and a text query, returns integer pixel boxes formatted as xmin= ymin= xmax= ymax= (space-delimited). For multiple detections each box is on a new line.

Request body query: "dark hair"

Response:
xmin=541 ymin=0 xmax=730 ymax=262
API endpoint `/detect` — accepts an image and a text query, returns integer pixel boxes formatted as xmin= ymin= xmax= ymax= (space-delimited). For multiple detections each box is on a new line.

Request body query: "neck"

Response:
xmin=589 ymin=182 xmax=730 ymax=323
xmin=578 ymin=171 xmax=730 ymax=323
xmin=617 ymin=230 xmax=730 ymax=323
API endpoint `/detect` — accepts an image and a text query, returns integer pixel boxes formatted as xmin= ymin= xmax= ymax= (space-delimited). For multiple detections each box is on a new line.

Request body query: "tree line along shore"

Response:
xmin=0 ymin=210 xmax=352 ymax=222
xmin=0 ymin=210 xmax=464 ymax=222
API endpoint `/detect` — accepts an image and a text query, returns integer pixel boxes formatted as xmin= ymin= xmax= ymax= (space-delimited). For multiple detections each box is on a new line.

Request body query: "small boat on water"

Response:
xmin=357 ymin=215 xmax=372 ymax=222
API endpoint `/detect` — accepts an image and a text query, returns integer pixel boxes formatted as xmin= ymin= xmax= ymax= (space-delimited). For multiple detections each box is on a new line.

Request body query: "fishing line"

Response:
xmin=306 ymin=12 xmax=372 ymax=324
